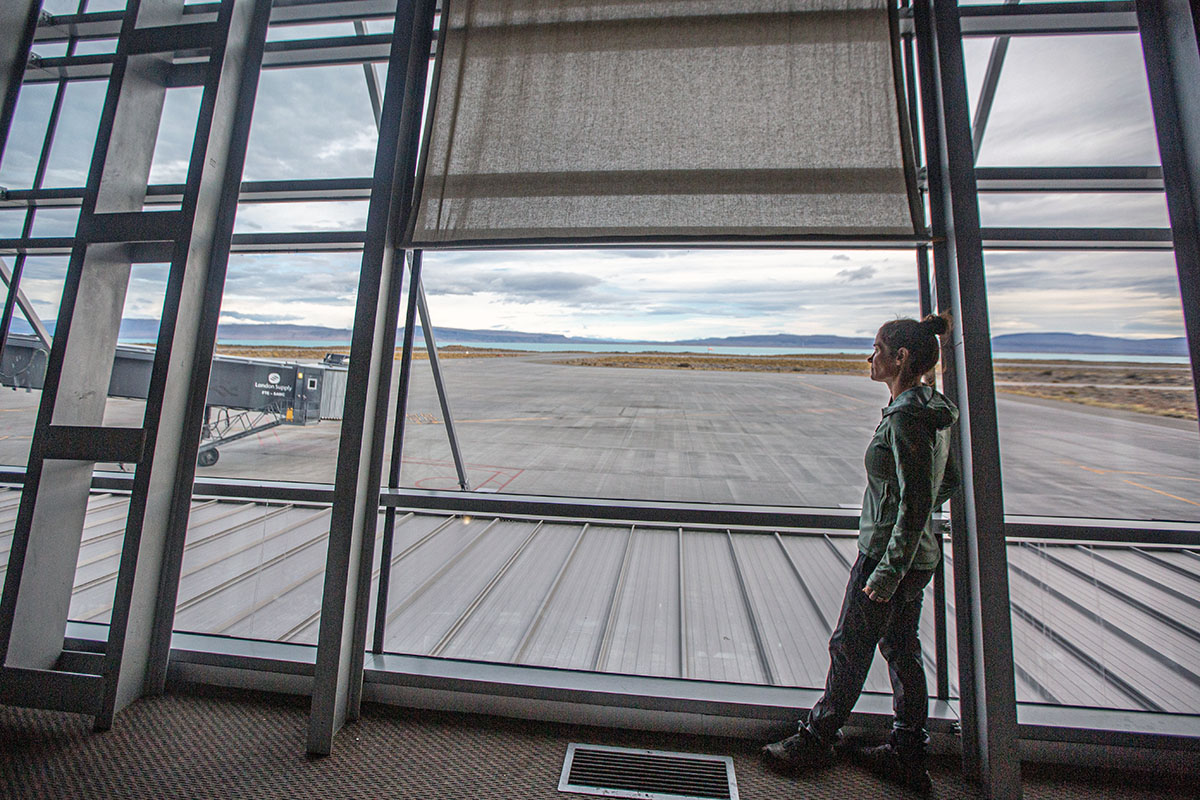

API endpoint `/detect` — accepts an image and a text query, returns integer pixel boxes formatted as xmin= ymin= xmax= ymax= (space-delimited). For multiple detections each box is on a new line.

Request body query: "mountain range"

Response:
xmin=18 ymin=319 xmax=1185 ymax=357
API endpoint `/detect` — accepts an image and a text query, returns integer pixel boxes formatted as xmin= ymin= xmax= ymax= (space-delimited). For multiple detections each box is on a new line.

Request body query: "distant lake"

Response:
xmin=198 ymin=338 xmax=1191 ymax=364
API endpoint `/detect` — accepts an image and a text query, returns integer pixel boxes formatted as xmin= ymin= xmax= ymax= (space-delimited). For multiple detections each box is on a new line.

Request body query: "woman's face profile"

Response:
xmin=868 ymin=331 xmax=900 ymax=384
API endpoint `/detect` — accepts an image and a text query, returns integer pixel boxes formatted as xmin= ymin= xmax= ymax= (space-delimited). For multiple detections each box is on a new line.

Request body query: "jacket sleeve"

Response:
xmin=934 ymin=438 xmax=960 ymax=509
xmin=866 ymin=413 xmax=935 ymax=601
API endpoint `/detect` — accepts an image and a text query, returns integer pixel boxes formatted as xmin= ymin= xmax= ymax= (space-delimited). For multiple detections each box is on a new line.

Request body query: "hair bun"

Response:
xmin=920 ymin=313 xmax=951 ymax=337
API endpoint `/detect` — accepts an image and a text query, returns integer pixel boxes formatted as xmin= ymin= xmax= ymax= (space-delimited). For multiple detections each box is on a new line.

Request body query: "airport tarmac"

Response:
xmin=0 ymin=352 xmax=1197 ymax=522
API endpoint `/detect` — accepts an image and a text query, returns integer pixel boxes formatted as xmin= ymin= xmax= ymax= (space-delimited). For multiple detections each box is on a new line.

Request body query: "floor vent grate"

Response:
xmin=558 ymin=743 xmax=738 ymax=800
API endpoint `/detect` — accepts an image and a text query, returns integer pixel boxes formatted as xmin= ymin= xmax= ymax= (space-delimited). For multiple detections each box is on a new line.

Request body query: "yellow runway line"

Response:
xmin=1075 ymin=463 xmax=1200 ymax=484
xmin=1120 ymin=479 xmax=1200 ymax=508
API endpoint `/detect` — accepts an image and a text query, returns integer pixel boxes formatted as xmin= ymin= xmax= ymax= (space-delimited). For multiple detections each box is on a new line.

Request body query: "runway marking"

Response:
xmin=1120 ymin=479 xmax=1199 ymax=508
xmin=1074 ymin=464 xmax=1200 ymax=484
xmin=793 ymin=380 xmax=872 ymax=405
xmin=1067 ymin=461 xmax=1200 ymax=507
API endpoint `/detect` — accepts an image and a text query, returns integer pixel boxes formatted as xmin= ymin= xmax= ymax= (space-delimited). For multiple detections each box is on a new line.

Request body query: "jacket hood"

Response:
xmin=882 ymin=385 xmax=959 ymax=430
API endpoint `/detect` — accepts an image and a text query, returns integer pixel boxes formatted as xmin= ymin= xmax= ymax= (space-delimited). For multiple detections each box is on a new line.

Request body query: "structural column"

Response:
xmin=0 ymin=0 xmax=40 ymax=159
xmin=0 ymin=0 xmax=272 ymax=729
xmin=1137 ymin=0 xmax=1200 ymax=421
xmin=308 ymin=0 xmax=437 ymax=756
xmin=914 ymin=2 xmax=1022 ymax=798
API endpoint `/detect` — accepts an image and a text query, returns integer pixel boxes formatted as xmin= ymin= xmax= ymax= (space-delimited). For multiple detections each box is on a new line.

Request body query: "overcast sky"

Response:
xmin=0 ymin=14 xmax=1188 ymax=342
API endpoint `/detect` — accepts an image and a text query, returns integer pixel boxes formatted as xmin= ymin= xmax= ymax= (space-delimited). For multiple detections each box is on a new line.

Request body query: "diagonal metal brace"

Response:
xmin=415 ymin=272 xmax=469 ymax=491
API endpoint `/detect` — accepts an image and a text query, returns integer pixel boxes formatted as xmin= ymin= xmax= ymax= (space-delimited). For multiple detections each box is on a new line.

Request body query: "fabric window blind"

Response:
xmin=408 ymin=0 xmax=918 ymax=246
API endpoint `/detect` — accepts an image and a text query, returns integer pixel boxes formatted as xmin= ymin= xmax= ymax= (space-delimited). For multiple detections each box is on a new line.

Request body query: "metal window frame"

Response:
xmin=0 ymin=2 xmax=1198 ymax=792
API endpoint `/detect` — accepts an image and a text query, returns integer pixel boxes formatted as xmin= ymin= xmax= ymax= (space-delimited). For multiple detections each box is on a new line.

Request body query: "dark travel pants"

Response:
xmin=804 ymin=552 xmax=934 ymax=757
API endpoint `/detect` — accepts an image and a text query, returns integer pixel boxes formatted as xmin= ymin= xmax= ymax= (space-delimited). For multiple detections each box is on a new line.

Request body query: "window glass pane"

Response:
xmin=978 ymin=193 xmax=1170 ymax=229
xmin=87 ymin=261 xmax=169 ymax=436
xmin=72 ymin=39 xmax=119 ymax=56
xmin=266 ymin=22 xmax=357 ymax=42
xmin=243 ymin=66 xmax=380 ymax=181
xmin=0 ymin=82 xmax=58 ymax=190
xmin=1008 ymin=540 xmax=1200 ymax=715
xmin=83 ymin=0 xmax=127 ymax=12
xmin=233 ymin=201 xmax=369 ymax=233
xmin=173 ymin=250 xmax=356 ymax=645
xmin=41 ymin=0 xmax=86 ymax=14
xmin=393 ymin=249 xmax=921 ymax=507
xmin=28 ymin=207 xmax=80 ymax=237
xmin=43 ymin=80 xmax=108 ymax=187
xmin=148 ymin=86 xmax=202 ymax=186
xmin=967 ymin=34 xmax=1159 ymax=167
xmin=986 ymin=250 xmax=1198 ymax=522
xmin=0 ymin=210 xmax=27 ymax=239
xmin=32 ymin=41 xmax=70 ymax=58
xmin=194 ymin=251 xmax=358 ymax=485
xmin=172 ymin=496 xmax=332 ymax=644
xmin=0 ymin=255 xmax=69 ymax=470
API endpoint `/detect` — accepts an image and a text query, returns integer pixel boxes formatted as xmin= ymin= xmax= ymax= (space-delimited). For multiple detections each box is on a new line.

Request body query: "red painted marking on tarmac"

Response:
xmin=404 ymin=458 xmax=524 ymax=492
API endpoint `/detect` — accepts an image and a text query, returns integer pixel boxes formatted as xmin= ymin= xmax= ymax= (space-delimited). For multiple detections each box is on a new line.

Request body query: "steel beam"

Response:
xmin=1136 ymin=0 xmax=1200 ymax=426
xmin=0 ymin=0 xmax=177 ymax=699
xmin=957 ymin=2 xmax=1137 ymax=37
xmin=2 ymin=168 xmax=1166 ymax=211
xmin=0 ymin=0 xmax=41 ymax=160
xmin=307 ymin=0 xmax=437 ymax=757
xmin=916 ymin=1 xmax=1023 ymax=797
xmin=415 ymin=277 xmax=469 ymax=491
xmin=981 ymin=226 xmax=1174 ymax=249
xmin=975 ymin=166 xmax=1164 ymax=192
xmin=143 ymin=0 xmax=273 ymax=696
xmin=0 ymin=0 xmax=274 ymax=731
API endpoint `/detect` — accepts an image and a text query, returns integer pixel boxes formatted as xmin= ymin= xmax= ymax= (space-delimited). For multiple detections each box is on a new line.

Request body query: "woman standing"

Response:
xmin=762 ymin=313 xmax=959 ymax=795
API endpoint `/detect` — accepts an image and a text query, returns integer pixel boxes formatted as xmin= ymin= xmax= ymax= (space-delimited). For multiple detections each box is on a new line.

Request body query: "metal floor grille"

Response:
xmin=558 ymin=743 xmax=738 ymax=800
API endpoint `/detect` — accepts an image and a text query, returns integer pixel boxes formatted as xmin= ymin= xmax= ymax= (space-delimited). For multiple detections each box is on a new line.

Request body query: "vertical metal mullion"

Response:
xmin=309 ymin=0 xmax=439 ymax=756
xmin=914 ymin=0 xmax=974 ymax=760
xmin=372 ymin=251 xmax=421 ymax=654
xmin=913 ymin=184 xmax=949 ymax=703
xmin=1136 ymin=0 xmax=1200 ymax=427
xmin=917 ymin=2 xmax=1022 ymax=797
xmin=145 ymin=0 xmax=275 ymax=697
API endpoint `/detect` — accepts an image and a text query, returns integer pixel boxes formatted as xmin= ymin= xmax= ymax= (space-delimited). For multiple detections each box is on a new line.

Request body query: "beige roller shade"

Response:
xmin=408 ymin=0 xmax=918 ymax=246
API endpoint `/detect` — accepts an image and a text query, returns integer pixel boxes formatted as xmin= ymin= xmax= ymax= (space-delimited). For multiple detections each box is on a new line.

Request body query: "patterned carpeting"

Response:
xmin=0 ymin=689 xmax=1188 ymax=799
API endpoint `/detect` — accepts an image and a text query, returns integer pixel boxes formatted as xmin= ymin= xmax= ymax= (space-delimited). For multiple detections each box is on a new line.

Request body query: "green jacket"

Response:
xmin=859 ymin=385 xmax=960 ymax=601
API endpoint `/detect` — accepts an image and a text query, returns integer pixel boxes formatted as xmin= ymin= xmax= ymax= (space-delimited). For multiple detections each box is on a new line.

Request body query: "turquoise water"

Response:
xmin=200 ymin=338 xmax=1190 ymax=364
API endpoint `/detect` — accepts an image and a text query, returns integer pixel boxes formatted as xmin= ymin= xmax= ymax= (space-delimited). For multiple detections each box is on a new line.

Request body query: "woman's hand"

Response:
xmin=863 ymin=585 xmax=888 ymax=603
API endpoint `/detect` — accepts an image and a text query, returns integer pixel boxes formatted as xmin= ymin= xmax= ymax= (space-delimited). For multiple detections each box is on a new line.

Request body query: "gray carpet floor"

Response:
xmin=0 ymin=689 xmax=1191 ymax=799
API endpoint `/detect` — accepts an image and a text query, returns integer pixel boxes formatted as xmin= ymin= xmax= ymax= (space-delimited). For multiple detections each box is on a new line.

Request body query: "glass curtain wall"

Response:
xmin=965 ymin=20 xmax=1200 ymax=717
xmin=2 ymin=0 xmax=1195 ymax=746
xmin=171 ymin=25 xmax=392 ymax=645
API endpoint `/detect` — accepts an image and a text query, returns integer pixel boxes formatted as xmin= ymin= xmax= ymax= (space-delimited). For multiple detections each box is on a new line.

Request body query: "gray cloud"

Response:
xmin=425 ymin=269 xmax=605 ymax=303
xmin=221 ymin=312 xmax=303 ymax=323
xmin=837 ymin=265 xmax=876 ymax=282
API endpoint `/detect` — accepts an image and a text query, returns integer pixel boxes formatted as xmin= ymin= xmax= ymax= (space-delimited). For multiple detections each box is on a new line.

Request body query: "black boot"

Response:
xmin=848 ymin=742 xmax=932 ymax=795
xmin=760 ymin=726 xmax=835 ymax=774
